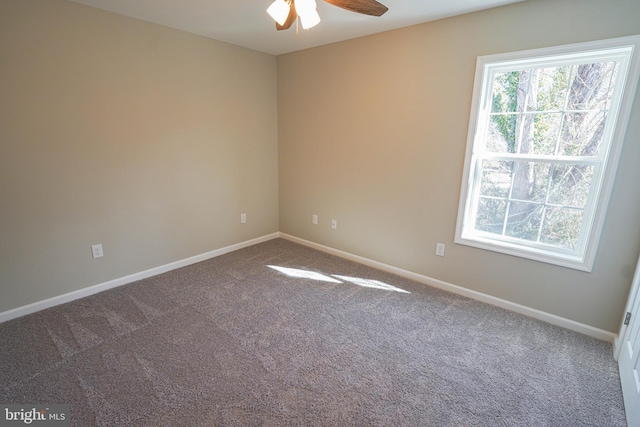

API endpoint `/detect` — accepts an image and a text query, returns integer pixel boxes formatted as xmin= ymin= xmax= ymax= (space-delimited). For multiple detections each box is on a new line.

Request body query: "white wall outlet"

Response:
xmin=435 ymin=242 xmax=445 ymax=257
xmin=91 ymin=244 xmax=104 ymax=259
xmin=312 ymin=214 xmax=318 ymax=225
xmin=331 ymin=219 xmax=337 ymax=230
xmin=241 ymin=213 xmax=247 ymax=223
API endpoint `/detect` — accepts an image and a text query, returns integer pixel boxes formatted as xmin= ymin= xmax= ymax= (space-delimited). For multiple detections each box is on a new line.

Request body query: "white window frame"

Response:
xmin=455 ymin=35 xmax=640 ymax=272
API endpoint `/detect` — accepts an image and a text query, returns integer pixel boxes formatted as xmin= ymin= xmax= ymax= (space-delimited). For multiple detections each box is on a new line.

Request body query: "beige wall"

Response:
xmin=0 ymin=0 xmax=279 ymax=312
xmin=277 ymin=0 xmax=640 ymax=332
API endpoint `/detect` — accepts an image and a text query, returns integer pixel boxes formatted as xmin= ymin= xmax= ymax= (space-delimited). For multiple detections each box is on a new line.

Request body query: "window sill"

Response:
xmin=454 ymin=234 xmax=592 ymax=272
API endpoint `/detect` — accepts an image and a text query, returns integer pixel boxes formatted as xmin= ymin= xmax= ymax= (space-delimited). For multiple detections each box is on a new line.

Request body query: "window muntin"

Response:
xmin=455 ymin=36 xmax=640 ymax=271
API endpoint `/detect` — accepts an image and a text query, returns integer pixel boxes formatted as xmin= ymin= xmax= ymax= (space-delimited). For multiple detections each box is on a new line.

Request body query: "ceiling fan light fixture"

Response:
xmin=295 ymin=0 xmax=320 ymax=29
xmin=294 ymin=0 xmax=314 ymax=16
xmin=299 ymin=9 xmax=321 ymax=29
xmin=271 ymin=0 xmax=386 ymax=32
xmin=267 ymin=0 xmax=290 ymax=26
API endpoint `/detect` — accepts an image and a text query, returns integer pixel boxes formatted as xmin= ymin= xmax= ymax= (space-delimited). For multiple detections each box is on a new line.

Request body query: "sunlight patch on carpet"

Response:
xmin=267 ymin=265 xmax=409 ymax=293
xmin=267 ymin=265 xmax=342 ymax=283
xmin=332 ymin=275 xmax=410 ymax=294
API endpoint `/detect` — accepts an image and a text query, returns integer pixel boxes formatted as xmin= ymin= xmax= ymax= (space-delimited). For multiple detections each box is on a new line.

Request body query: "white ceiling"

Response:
xmin=70 ymin=0 xmax=525 ymax=56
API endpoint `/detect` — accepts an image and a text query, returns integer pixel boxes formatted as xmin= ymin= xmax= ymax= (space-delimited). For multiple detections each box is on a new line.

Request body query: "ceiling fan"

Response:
xmin=267 ymin=0 xmax=388 ymax=31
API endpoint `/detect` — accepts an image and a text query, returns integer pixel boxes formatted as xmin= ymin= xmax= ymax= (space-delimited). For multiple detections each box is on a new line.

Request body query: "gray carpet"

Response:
xmin=0 ymin=238 xmax=627 ymax=426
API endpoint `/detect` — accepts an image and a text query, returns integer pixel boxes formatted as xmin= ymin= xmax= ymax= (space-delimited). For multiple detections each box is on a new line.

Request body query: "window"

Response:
xmin=455 ymin=36 xmax=640 ymax=271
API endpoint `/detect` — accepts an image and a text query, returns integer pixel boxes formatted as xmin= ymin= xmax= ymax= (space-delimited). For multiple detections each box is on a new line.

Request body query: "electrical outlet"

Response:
xmin=312 ymin=214 xmax=318 ymax=225
xmin=331 ymin=219 xmax=337 ymax=230
xmin=91 ymin=244 xmax=104 ymax=259
xmin=241 ymin=213 xmax=247 ymax=224
xmin=435 ymin=242 xmax=445 ymax=257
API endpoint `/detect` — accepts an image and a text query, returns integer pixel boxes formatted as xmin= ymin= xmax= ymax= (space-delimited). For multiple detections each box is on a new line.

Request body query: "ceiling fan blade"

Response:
xmin=324 ymin=0 xmax=388 ymax=17
xmin=276 ymin=2 xmax=298 ymax=30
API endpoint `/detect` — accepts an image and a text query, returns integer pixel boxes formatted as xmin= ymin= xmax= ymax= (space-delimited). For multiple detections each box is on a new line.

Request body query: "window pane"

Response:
xmin=475 ymin=198 xmax=507 ymax=234
xmin=480 ymin=160 xmax=512 ymax=197
xmin=558 ymin=111 xmax=607 ymax=156
xmin=534 ymin=66 xmax=571 ymax=111
xmin=567 ymin=62 xmax=619 ymax=111
xmin=487 ymin=115 xmax=516 ymax=153
xmin=540 ymin=207 xmax=584 ymax=249
xmin=491 ymin=71 xmax=519 ymax=113
xmin=547 ymin=164 xmax=594 ymax=208
xmin=510 ymin=162 xmax=550 ymax=203
xmin=505 ymin=202 xmax=543 ymax=242
xmin=531 ymin=112 xmax=562 ymax=155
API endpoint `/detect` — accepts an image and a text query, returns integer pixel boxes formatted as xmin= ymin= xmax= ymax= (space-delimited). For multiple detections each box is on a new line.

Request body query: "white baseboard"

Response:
xmin=279 ymin=233 xmax=617 ymax=343
xmin=0 ymin=233 xmax=280 ymax=324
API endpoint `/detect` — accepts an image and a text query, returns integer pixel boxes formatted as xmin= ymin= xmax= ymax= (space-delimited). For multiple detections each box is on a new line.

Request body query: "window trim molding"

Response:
xmin=455 ymin=35 xmax=640 ymax=272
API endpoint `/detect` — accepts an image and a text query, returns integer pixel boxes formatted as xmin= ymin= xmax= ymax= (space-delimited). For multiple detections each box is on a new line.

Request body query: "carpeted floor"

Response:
xmin=0 ymin=238 xmax=627 ymax=426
